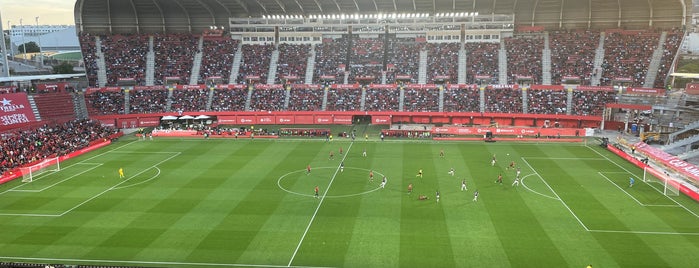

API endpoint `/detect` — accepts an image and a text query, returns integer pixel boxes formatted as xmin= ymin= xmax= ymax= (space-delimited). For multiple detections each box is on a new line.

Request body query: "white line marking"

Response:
xmin=277 ymin=167 xmax=383 ymax=198
xmin=287 ymin=143 xmax=353 ymax=267
xmin=598 ymin=172 xmax=680 ymax=207
xmin=0 ymin=256 xmax=334 ymax=268
xmin=521 ymin=157 xmax=590 ymax=231
xmin=520 ymin=174 xmax=559 ymax=200
xmin=585 ymin=145 xmax=699 ymax=220
xmin=111 ymin=167 xmax=161 ymax=190
xmin=59 ymin=153 xmax=180 ymax=216
xmin=588 ymin=229 xmax=699 ymax=236
xmin=522 ymin=157 xmax=606 ymax=160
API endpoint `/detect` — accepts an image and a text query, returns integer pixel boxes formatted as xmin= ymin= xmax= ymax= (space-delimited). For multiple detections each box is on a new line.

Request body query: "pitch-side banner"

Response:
xmin=431 ymin=127 xmax=583 ymax=136
xmin=0 ymin=93 xmax=37 ymax=126
xmin=634 ymin=142 xmax=699 ymax=184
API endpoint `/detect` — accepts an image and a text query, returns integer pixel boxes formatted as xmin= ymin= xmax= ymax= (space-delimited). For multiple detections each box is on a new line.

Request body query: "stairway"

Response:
xmin=566 ymin=89 xmax=573 ymax=115
xmin=267 ymin=48 xmax=280 ymax=84
xmin=304 ymin=44 xmax=316 ymax=84
xmin=145 ymin=36 xmax=155 ymax=86
xmin=283 ymin=86 xmax=291 ymax=110
xmin=189 ymin=36 xmax=204 ymax=85
xmin=522 ymin=89 xmax=529 ymax=113
xmin=498 ymin=41 xmax=508 ymax=84
xmin=94 ymin=36 xmax=108 ymax=87
xmin=668 ymin=119 xmax=699 ymax=143
xmin=165 ymin=88 xmax=174 ymax=112
xmin=542 ymin=32 xmax=552 ymax=85
xmin=591 ymin=32 xmax=606 ymax=86
xmin=206 ymin=88 xmax=215 ymax=111
xmin=26 ymin=95 xmax=42 ymax=121
xmin=479 ymin=88 xmax=486 ymax=113
xmin=418 ymin=50 xmax=428 ymax=84
xmin=438 ymin=86 xmax=445 ymax=112
xmin=398 ymin=87 xmax=405 ymax=112
xmin=321 ymin=87 xmax=329 ymax=111
xmin=72 ymin=92 xmax=89 ymax=119
xmin=643 ymin=31 xmax=668 ymax=88
xmin=662 ymin=134 xmax=699 ymax=151
xmin=458 ymin=46 xmax=467 ymax=84
xmin=245 ymin=86 xmax=253 ymax=111
xmin=360 ymin=87 xmax=367 ymax=111
xmin=229 ymin=42 xmax=244 ymax=84
xmin=124 ymin=90 xmax=131 ymax=114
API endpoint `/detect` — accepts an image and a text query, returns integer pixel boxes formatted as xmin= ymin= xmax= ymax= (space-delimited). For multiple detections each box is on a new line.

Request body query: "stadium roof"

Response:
xmin=75 ymin=0 xmax=690 ymax=33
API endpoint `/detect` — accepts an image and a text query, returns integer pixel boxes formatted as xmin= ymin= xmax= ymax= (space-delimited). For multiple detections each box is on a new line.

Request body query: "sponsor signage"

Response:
xmin=314 ymin=115 xmax=333 ymax=124
xmin=634 ymin=142 xmax=699 ymax=185
xmin=333 ymin=115 xmax=353 ymax=124
xmin=138 ymin=117 xmax=161 ymax=127
xmin=295 ymin=115 xmax=314 ymax=124
xmin=0 ymin=93 xmax=37 ymax=127
xmin=276 ymin=116 xmax=295 ymax=124
xmin=238 ymin=116 xmax=255 ymax=124
xmin=432 ymin=127 xmax=582 ymax=136
xmin=218 ymin=116 xmax=237 ymax=124
xmin=256 ymin=115 xmax=274 ymax=124
xmin=626 ymin=87 xmax=665 ymax=95
xmin=372 ymin=115 xmax=391 ymax=125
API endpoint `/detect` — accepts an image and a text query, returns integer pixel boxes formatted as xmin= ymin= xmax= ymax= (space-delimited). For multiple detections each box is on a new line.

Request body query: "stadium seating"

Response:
xmin=288 ymin=86 xmax=324 ymax=111
xmin=505 ymin=36 xmax=543 ymax=84
xmin=153 ymin=33 xmax=199 ymax=85
xmin=276 ymin=44 xmax=311 ymax=84
xmin=655 ymin=30 xmax=682 ymax=88
xmin=325 ymin=87 xmax=362 ymax=111
xmin=210 ymin=88 xmax=248 ymax=111
xmin=348 ymin=37 xmax=384 ymax=84
xmin=85 ymin=90 xmax=125 ymax=115
xmin=365 ymin=86 xmax=400 ymax=111
xmin=484 ymin=87 xmax=523 ymax=113
xmin=129 ymin=89 xmax=168 ymax=114
xmin=600 ymin=30 xmax=659 ymax=86
xmin=237 ymin=44 xmax=275 ymax=84
xmin=0 ymin=119 xmax=116 ymax=175
xmin=527 ymin=89 xmax=567 ymax=114
xmin=386 ymin=37 xmax=423 ymax=84
xmin=314 ymin=37 xmax=349 ymax=84
xmin=403 ymin=87 xmax=440 ymax=112
xmin=465 ymin=42 xmax=500 ymax=84
xmin=32 ymin=92 xmax=76 ymax=119
xmin=199 ymin=38 xmax=239 ymax=84
xmin=443 ymin=87 xmax=480 ymax=112
xmin=170 ymin=89 xmax=209 ymax=112
xmin=249 ymin=87 xmax=286 ymax=111
xmin=79 ymin=33 xmax=99 ymax=87
xmin=571 ymin=90 xmax=617 ymax=116
xmin=426 ymin=43 xmax=460 ymax=83
xmin=100 ymin=34 xmax=149 ymax=86
xmin=549 ymin=30 xmax=599 ymax=85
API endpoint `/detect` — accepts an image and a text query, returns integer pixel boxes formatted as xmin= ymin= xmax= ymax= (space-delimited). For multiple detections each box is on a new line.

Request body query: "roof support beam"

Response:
xmin=617 ymin=0 xmax=621 ymax=28
xmin=195 ymin=0 xmax=217 ymax=25
xmin=151 ymin=0 xmax=166 ymax=32
xmin=559 ymin=0 xmax=564 ymax=29
xmin=173 ymin=0 xmax=192 ymax=33
xmin=587 ymin=0 xmax=591 ymax=29
xmin=392 ymin=0 xmax=397 ymax=11
xmin=107 ymin=0 xmax=113 ymax=33
xmin=292 ymin=0 xmax=305 ymax=14
xmin=272 ymin=0 xmax=287 ymax=13
xmin=213 ymin=0 xmax=235 ymax=17
xmin=412 ymin=0 xmax=416 ymax=11
xmin=130 ymin=0 xmax=140 ymax=34
xmin=532 ymin=0 xmax=539 ymax=26
xmin=648 ymin=0 xmax=653 ymax=27
xmin=678 ymin=0 xmax=687 ymax=26
xmin=256 ymin=1 xmax=269 ymax=14
xmin=311 ymin=0 xmax=323 ymax=13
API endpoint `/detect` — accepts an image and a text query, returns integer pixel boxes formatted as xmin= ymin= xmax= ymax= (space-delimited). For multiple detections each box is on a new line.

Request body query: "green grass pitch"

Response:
xmin=1 ymin=136 xmax=698 ymax=267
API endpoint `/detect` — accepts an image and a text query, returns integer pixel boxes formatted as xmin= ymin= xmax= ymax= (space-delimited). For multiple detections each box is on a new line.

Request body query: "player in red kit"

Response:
xmin=306 ymin=165 xmax=311 ymax=175
xmin=314 ymin=186 xmax=319 ymax=198
xmin=369 ymin=170 xmax=374 ymax=182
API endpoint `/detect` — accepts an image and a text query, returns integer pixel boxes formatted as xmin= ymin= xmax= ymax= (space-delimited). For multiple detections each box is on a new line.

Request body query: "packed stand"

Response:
xmin=365 ymin=87 xmax=400 ymax=111
xmin=210 ymin=88 xmax=248 ymax=111
xmin=287 ymin=87 xmax=324 ymax=111
xmin=85 ymin=90 xmax=125 ymax=115
xmin=465 ymin=42 xmax=500 ymax=84
xmin=505 ymin=36 xmax=543 ymax=84
xmin=0 ymin=119 xmax=117 ymax=176
xmin=153 ymin=33 xmax=199 ymax=85
xmin=249 ymin=88 xmax=286 ymax=111
xmin=654 ymin=30 xmax=682 ymax=88
xmin=484 ymin=87 xmax=523 ymax=113
xmin=348 ymin=37 xmax=385 ymax=84
xmin=79 ymin=33 xmax=99 ymax=87
xmin=129 ymin=89 xmax=168 ymax=114
xmin=403 ymin=87 xmax=440 ymax=112
xmin=549 ymin=30 xmax=600 ymax=85
xmin=527 ymin=89 xmax=567 ymax=114
xmin=325 ymin=87 xmax=362 ymax=111
xmin=237 ymin=44 xmax=275 ymax=84
xmin=571 ymin=90 xmax=617 ymax=116
xmin=386 ymin=37 xmax=423 ymax=84
xmin=426 ymin=43 xmax=461 ymax=83
xmin=199 ymin=38 xmax=239 ymax=84
xmin=599 ymin=30 xmax=659 ymax=86
xmin=276 ymin=44 xmax=311 ymax=84
xmin=314 ymin=38 xmax=349 ymax=84
xmin=170 ymin=89 xmax=209 ymax=112
xmin=443 ymin=88 xmax=480 ymax=112
xmin=100 ymin=34 xmax=149 ymax=86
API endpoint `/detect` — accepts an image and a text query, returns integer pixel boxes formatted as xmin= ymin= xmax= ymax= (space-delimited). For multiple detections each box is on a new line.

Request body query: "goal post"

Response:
xmin=19 ymin=157 xmax=61 ymax=182
xmin=643 ymin=166 xmax=680 ymax=196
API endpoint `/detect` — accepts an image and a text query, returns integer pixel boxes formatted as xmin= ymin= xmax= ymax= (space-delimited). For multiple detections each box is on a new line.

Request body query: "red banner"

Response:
xmin=256 ymin=115 xmax=274 ymax=124
xmin=174 ymin=84 xmax=207 ymax=90
xmin=634 ymin=142 xmax=699 ymax=185
xmin=0 ymin=93 xmax=37 ymax=127
xmin=406 ymin=84 xmax=437 ymax=89
xmin=295 ymin=115 xmax=314 ymax=124
xmin=370 ymin=84 xmax=397 ymax=89
xmin=530 ymin=85 xmax=565 ymax=90
xmin=314 ymin=115 xmax=333 ymax=124
xmin=36 ymin=82 xmax=69 ymax=92
xmin=215 ymin=84 xmax=246 ymax=90
xmin=291 ymin=84 xmax=321 ymax=89
xmin=138 ymin=117 xmax=160 ymax=127
xmin=372 ymin=115 xmax=391 ymax=124
xmin=432 ymin=127 xmax=583 ymax=136
xmin=333 ymin=115 xmax=353 ymax=124
xmin=238 ymin=116 xmax=255 ymax=124
xmin=99 ymin=119 xmax=116 ymax=127
xmin=626 ymin=87 xmax=665 ymax=95
xmin=276 ymin=115 xmax=295 ymax=124
xmin=0 ymin=86 xmax=17 ymax=93
xmin=686 ymin=83 xmax=699 ymax=95
xmin=218 ymin=116 xmax=237 ymax=124
xmin=575 ymin=85 xmax=615 ymax=92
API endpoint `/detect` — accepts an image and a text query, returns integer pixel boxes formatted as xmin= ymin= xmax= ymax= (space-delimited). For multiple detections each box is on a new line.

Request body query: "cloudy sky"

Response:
xmin=2 ymin=0 xmax=75 ymax=28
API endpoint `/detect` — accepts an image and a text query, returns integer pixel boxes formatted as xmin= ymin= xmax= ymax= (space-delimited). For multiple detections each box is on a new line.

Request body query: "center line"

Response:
xmin=287 ymin=142 xmax=353 ymax=267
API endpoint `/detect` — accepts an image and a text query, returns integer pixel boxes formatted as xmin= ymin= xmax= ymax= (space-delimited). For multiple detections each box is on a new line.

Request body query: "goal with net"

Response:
xmin=643 ymin=166 xmax=681 ymax=196
xmin=19 ymin=157 xmax=60 ymax=182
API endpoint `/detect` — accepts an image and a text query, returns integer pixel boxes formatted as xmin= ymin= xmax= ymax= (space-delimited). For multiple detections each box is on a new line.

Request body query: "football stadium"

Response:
xmin=1 ymin=0 xmax=699 ymax=267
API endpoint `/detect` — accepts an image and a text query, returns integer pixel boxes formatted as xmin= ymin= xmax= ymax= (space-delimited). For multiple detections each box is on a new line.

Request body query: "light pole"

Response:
xmin=35 ymin=16 xmax=42 ymax=68
xmin=19 ymin=18 xmax=26 ymax=61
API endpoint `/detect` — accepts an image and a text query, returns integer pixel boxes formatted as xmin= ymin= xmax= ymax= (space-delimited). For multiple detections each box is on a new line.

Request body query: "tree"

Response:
xmin=53 ymin=62 xmax=75 ymax=74
xmin=18 ymin=41 xmax=40 ymax=53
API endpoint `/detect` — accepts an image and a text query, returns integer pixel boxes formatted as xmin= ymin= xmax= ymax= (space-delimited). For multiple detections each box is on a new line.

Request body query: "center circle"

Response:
xmin=277 ymin=166 xmax=384 ymax=198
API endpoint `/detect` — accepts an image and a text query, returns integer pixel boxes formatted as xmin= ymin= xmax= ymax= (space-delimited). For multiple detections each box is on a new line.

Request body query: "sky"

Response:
xmin=1 ymin=0 xmax=75 ymax=28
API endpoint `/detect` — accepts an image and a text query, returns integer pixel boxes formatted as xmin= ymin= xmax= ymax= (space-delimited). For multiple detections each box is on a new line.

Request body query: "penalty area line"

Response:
xmin=0 ymin=256 xmax=335 ymax=268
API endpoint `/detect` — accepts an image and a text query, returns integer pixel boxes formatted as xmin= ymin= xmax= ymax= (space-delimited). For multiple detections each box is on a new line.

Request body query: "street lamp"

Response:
xmin=35 ymin=16 xmax=42 ymax=68
xmin=19 ymin=18 xmax=25 ymax=60
xmin=6 ymin=20 xmax=11 ymax=58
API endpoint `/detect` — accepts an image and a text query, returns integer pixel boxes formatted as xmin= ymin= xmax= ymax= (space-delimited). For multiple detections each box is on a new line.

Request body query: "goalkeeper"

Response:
xmin=119 ymin=167 xmax=125 ymax=178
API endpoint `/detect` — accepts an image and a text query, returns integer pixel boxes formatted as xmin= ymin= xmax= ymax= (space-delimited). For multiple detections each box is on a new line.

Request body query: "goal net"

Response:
xmin=643 ymin=166 xmax=681 ymax=196
xmin=19 ymin=157 xmax=61 ymax=182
